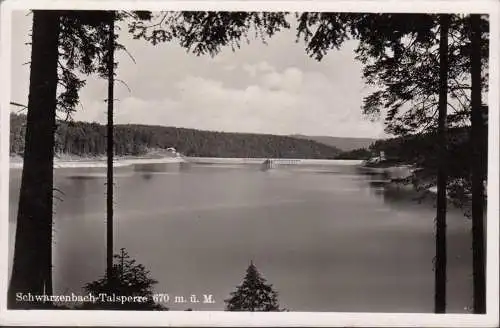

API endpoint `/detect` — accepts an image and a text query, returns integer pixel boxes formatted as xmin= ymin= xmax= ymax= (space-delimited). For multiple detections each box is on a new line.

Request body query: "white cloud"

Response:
xmin=223 ymin=64 xmax=237 ymax=71
xmin=261 ymin=67 xmax=303 ymax=92
xmin=74 ymin=97 xmax=181 ymax=127
xmin=261 ymin=71 xmax=282 ymax=90
xmin=242 ymin=61 xmax=275 ymax=77
xmin=11 ymin=14 xmax=386 ymax=138
xmin=242 ymin=64 xmax=258 ymax=77
xmin=256 ymin=61 xmax=274 ymax=73
xmin=71 ymin=66 xmax=385 ymax=138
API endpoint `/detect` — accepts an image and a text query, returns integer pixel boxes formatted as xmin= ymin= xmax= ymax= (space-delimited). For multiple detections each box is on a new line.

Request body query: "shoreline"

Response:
xmin=9 ymin=155 xmax=364 ymax=169
xmin=9 ymin=154 xmax=185 ymax=169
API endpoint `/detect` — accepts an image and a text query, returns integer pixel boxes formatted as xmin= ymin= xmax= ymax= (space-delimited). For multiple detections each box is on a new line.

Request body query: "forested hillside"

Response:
xmin=291 ymin=134 xmax=377 ymax=151
xmin=368 ymin=126 xmax=487 ymax=183
xmin=9 ymin=113 xmax=343 ymax=159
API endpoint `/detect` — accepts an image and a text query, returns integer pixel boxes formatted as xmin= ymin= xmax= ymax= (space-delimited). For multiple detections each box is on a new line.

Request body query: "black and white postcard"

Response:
xmin=0 ymin=0 xmax=498 ymax=326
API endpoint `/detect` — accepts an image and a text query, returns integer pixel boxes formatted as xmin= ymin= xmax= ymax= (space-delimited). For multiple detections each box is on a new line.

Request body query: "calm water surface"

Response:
xmin=8 ymin=161 xmax=472 ymax=312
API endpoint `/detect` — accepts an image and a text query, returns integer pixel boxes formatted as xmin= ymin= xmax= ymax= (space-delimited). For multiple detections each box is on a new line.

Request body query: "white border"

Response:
xmin=0 ymin=1 xmax=13 ymax=325
xmin=1 ymin=0 xmax=499 ymax=327
xmin=486 ymin=0 xmax=500 ymax=321
xmin=1 ymin=0 xmax=499 ymax=13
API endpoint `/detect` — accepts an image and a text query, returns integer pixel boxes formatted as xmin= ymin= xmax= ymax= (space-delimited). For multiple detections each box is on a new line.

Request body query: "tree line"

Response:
xmin=295 ymin=13 xmax=487 ymax=313
xmin=9 ymin=113 xmax=344 ymax=159
xmin=369 ymin=124 xmax=487 ymax=180
xmin=368 ymin=125 xmax=487 ymax=214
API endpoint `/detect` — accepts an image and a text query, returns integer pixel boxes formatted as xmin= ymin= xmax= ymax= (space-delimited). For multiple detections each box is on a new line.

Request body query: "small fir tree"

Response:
xmin=225 ymin=261 xmax=281 ymax=312
xmin=82 ymin=248 xmax=165 ymax=310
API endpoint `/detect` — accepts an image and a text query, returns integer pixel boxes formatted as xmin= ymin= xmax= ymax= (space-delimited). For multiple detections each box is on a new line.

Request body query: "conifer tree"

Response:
xmin=82 ymin=248 xmax=165 ymax=310
xmin=8 ymin=11 xmax=61 ymax=308
xmin=8 ymin=10 xmax=145 ymax=308
xmin=297 ymin=12 xmax=489 ymax=313
xmin=9 ymin=10 xmax=287 ymax=308
xmin=225 ymin=261 xmax=281 ymax=312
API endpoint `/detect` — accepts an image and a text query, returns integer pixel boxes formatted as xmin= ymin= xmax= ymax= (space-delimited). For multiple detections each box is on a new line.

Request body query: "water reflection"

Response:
xmin=359 ymin=170 xmax=467 ymax=217
xmin=8 ymin=161 xmax=472 ymax=312
xmin=65 ymin=176 xmax=87 ymax=213
xmin=141 ymin=172 xmax=153 ymax=180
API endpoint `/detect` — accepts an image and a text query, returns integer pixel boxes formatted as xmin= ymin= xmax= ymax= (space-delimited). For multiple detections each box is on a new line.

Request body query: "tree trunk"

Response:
xmin=106 ymin=11 xmax=116 ymax=286
xmin=435 ymin=14 xmax=449 ymax=314
xmin=469 ymin=14 xmax=486 ymax=314
xmin=8 ymin=11 xmax=60 ymax=309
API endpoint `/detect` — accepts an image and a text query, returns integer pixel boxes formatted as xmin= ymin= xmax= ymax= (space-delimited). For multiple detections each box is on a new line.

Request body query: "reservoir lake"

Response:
xmin=8 ymin=160 xmax=473 ymax=312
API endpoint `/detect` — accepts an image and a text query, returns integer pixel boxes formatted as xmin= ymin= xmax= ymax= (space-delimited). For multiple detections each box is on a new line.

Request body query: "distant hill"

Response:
xmin=10 ymin=113 xmax=343 ymax=159
xmin=291 ymin=134 xmax=378 ymax=151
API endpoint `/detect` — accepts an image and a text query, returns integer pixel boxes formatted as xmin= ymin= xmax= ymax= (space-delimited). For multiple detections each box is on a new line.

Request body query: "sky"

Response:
xmin=10 ymin=11 xmax=388 ymax=139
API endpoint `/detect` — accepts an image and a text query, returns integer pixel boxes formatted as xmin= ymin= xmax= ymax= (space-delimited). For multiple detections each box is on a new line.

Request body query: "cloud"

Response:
xmin=242 ymin=61 xmax=275 ymax=77
xmin=11 ymin=14 xmax=385 ymax=138
xmin=173 ymin=75 xmax=298 ymax=133
xmin=84 ymin=67 xmax=384 ymax=138
xmin=74 ymin=97 xmax=181 ymax=127
xmin=256 ymin=61 xmax=274 ymax=73
xmin=223 ymin=64 xmax=237 ymax=71
xmin=261 ymin=67 xmax=303 ymax=92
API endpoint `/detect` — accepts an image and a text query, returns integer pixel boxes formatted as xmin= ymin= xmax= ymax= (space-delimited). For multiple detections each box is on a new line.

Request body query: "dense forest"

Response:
xmin=11 ymin=113 xmax=485 ymax=164
xmin=333 ymin=147 xmax=372 ymax=160
xmin=9 ymin=113 xmax=349 ymax=159
xmin=369 ymin=126 xmax=487 ymax=171
xmin=368 ymin=125 xmax=488 ymax=197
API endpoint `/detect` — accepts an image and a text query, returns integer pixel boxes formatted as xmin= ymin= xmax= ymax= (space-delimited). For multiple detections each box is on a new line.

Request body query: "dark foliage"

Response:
xmin=335 ymin=147 xmax=372 ymax=160
xmin=128 ymin=11 xmax=290 ymax=55
xmin=10 ymin=113 xmax=342 ymax=159
xmin=81 ymin=248 xmax=165 ymax=310
xmin=297 ymin=14 xmax=489 ymax=313
xmin=8 ymin=11 xmax=61 ymax=309
xmin=225 ymin=262 xmax=281 ymax=311
xmin=55 ymin=10 xmax=152 ymax=119
xmin=369 ymin=126 xmax=487 ymax=179
xmin=9 ymin=11 xmax=151 ymax=308
xmin=296 ymin=13 xmax=489 ymax=135
xmin=369 ymin=125 xmax=487 ymax=215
